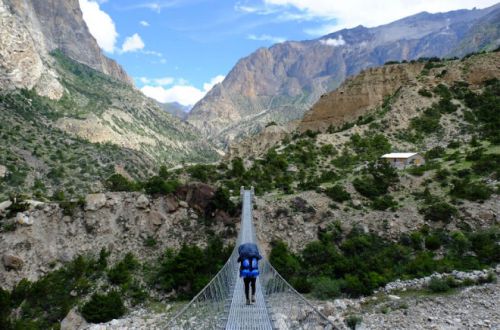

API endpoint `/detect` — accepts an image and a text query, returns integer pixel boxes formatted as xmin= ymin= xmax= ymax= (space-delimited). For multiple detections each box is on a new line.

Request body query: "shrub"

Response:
xmin=370 ymin=195 xmax=397 ymax=210
xmin=206 ymin=187 xmax=237 ymax=217
xmin=269 ymin=241 xmax=300 ymax=280
xmin=426 ymin=146 xmax=445 ymax=159
xmin=428 ymin=277 xmax=451 ymax=293
xmin=410 ymin=106 xmax=442 ymax=134
xmin=325 ymin=185 xmax=351 ymax=203
xmin=421 ymin=202 xmax=458 ymax=222
xmin=6 ymin=197 xmax=30 ymax=218
xmin=105 ymin=174 xmax=138 ymax=192
xmin=345 ymin=315 xmax=363 ymax=330
xmin=107 ymin=253 xmax=139 ymax=285
xmin=418 ymin=88 xmax=432 ymax=97
xmin=450 ymin=179 xmax=492 ymax=201
xmin=311 ymin=277 xmax=341 ymax=299
xmin=144 ymin=176 xmax=179 ymax=195
xmin=81 ymin=291 xmax=126 ymax=323
xmin=425 ymin=234 xmax=442 ymax=250
xmin=433 ymin=84 xmax=452 ymax=99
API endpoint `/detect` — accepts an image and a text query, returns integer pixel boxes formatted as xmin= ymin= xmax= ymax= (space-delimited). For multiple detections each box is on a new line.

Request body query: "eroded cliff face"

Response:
xmin=0 ymin=0 xmax=131 ymax=97
xmin=0 ymin=186 xmax=239 ymax=289
xmin=299 ymin=51 xmax=500 ymax=132
xmin=0 ymin=0 xmax=63 ymax=98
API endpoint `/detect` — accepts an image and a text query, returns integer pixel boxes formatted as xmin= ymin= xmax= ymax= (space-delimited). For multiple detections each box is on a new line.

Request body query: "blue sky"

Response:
xmin=80 ymin=0 xmax=499 ymax=107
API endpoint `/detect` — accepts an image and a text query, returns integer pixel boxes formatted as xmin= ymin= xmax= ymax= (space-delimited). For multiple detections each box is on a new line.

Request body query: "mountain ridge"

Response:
xmin=187 ymin=4 xmax=500 ymax=148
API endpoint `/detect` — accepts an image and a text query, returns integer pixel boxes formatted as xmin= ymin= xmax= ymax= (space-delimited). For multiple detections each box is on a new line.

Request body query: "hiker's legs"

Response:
xmin=244 ymin=278 xmax=251 ymax=300
xmin=250 ymin=278 xmax=256 ymax=296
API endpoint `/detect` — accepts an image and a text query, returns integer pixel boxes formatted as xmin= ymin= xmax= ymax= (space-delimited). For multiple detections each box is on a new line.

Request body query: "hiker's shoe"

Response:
xmin=246 ymin=298 xmax=251 ymax=305
xmin=251 ymin=295 xmax=256 ymax=303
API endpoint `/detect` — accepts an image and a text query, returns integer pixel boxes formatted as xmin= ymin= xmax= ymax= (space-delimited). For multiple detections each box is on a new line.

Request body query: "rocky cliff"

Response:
xmin=0 ymin=183 xmax=239 ymax=289
xmin=0 ymin=0 xmax=131 ymax=96
xmin=187 ymin=4 xmax=500 ymax=148
xmin=299 ymin=51 xmax=500 ymax=132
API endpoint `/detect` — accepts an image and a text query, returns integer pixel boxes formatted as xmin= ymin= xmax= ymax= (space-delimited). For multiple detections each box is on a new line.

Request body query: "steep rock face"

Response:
xmin=0 ymin=190 xmax=238 ymax=289
xmin=0 ymin=0 xmax=131 ymax=90
xmin=187 ymin=4 xmax=500 ymax=147
xmin=0 ymin=0 xmax=62 ymax=98
xmin=299 ymin=63 xmax=423 ymax=132
xmin=299 ymin=51 xmax=500 ymax=132
xmin=29 ymin=0 xmax=132 ymax=84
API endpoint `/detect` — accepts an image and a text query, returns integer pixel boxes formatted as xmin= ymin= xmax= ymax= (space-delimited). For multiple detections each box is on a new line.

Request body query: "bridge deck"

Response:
xmin=225 ymin=190 xmax=273 ymax=330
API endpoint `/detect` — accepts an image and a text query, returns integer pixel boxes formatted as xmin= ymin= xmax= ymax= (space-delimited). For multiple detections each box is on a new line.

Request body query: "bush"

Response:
xmin=450 ymin=179 xmax=492 ymax=201
xmin=428 ymin=277 xmax=451 ymax=293
xmin=370 ymin=195 xmax=397 ymax=210
xmin=107 ymin=253 xmax=139 ymax=286
xmin=418 ymin=88 xmax=432 ymax=97
xmin=426 ymin=146 xmax=445 ymax=159
xmin=325 ymin=185 xmax=351 ymax=202
xmin=81 ymin=291 xmax=126 ymax=323
xmin=144 ymin=176 xmax=179 ymax=195
xmin=421 ymin=202 xmax=457 ymax=223
xmin=269 ymin=241 xmax=300 ymax=280
xmin=425 ymin=234 xmax=442 ymax=250
xmin=345 ymin=315 xmax=363 ymax=330
xmin=311 ymin=277 xmax=341 ymax=299
xmin=105 ymin=174 xmax=138 ymax=192
xmin=410 ymin=106 xmax=442 ymax=134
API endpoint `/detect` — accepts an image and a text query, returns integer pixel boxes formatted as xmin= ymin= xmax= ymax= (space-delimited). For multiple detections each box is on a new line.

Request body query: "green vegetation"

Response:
xmin=154 ymin=237 xmax=233 ymax=299
xmin=1 ymin=236 xmax=233 ymax=327
xmin=270 ymin=225 xmax=500 ymax=299
xmin=81 ymin=291 xmax=126 ymax=323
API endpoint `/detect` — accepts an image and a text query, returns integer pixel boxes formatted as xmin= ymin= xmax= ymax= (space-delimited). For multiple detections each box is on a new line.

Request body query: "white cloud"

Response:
xmin=137 ymin=77 xmax=174 ymax=86
xmin=121 ymin=33 xmax=145 ymax=53
xmin=262 ymin=0 xmax=500 ymax=35
xmin=203 ymin=75 xmax=225 ymax=92
xmin=140 ymin=75 xmax=225 ymax=106
xmin=79 ymin=0 xmax=118 ymax=53
xmin=140 ymin=20 xmax=150 ymax=27
xmin=319 ymin=35 xmax=346 ymax=47
xmin=248 ymin=34 xmax=286 ymax=43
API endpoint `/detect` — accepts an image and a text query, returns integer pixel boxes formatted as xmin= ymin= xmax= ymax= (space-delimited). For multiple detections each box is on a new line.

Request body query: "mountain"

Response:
xmin=0 ymin=0 xmax=218 ymax=199
xmin=158 ymin=102 xmax=190 ymax=120
xmin=187 ymin=4 xmax=500 ymax=148
xmin=0 ymin=0 xmax=131 ymax=90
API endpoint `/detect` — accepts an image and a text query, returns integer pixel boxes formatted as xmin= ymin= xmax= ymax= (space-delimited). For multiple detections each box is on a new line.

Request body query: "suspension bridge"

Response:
xmin=168 ymin=187 xmax=336 ymax=329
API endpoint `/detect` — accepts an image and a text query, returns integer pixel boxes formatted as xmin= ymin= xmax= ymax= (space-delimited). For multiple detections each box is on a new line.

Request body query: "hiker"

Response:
xmin=238 ymin=242 xmax=262 ymax=305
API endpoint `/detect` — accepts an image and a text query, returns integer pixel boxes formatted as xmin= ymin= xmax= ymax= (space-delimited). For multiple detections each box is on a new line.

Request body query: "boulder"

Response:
xmin=61 ymin=307 xmax=88 ymax=330
xmin=165 ymin=195 xmax=179 ymax=213
xmin=0 ymin=200 xmax=12 ymax=213
xmin=85 ymin=193 xmax=107 ymax=211
xmin=3 ymin=254 xmax=24 ymax=270
xmin=477 ymin=211 xmax=495 ymax=223
xmin=179 ymin=201 xmax=189 ymax=208
xmin=136 ymin=195 xmax=150 ymax=209
xmin=16 ymin=213 xmax=33 ymax=225
xmin=176 ymin=183 xmax=216 ymax=213
xmin=149 ymin=211 xmax=166 ymax=227
xmin=0 ymin=165 xmax=7 ymax=178
xmin=293 ymin=197 xmax=317 ymax=214
xmin=214 ymin=210 xmax=235 ymax=225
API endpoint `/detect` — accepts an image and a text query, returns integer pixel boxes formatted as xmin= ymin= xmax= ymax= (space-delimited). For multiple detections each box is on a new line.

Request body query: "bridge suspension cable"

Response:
xmin=168 ymin=188 xmax=336 ymax=329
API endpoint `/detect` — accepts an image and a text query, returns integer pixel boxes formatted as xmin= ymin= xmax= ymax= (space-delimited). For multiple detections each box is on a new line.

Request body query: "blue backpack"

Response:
xmin=240 ymin=258 xmax=259 ymax=278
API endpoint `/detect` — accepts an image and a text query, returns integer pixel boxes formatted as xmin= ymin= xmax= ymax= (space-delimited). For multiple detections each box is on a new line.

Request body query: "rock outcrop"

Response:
xmin=0 ymin=188 xmax=239 ymax=288
xmin=299 ymin=51 xmax=500 ymax=132
xmin=1 ymin=0 xmax=131 ymax=87
xmin=187 ymin=4 xmax=500 ymax=147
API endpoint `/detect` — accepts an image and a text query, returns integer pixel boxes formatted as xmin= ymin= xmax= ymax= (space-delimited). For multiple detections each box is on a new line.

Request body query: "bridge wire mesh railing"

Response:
xmin=167 ymin=241 xmax=241 ymax=329
xmin=168 ymin=188 xmax=336 ymax=329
